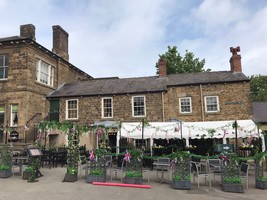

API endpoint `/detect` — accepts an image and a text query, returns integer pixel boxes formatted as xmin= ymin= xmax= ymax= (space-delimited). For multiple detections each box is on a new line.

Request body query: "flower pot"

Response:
xmin=221 ymin=183 xmax=244 ymax=193
xmin=256 ymin=180 xmax=267 ymax=189
xmin=86 ymin=175 xmax=106 ymax=183
xmin=172 ymin=180 xmax=191 ymax=190
xmin=0 ymin=170 xmax=12 ymax=178
xmin=124 ymin=177 xmax=143 ymax=184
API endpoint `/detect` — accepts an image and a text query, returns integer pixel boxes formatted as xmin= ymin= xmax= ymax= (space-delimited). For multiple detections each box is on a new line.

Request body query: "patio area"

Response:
xmin=2 ymin=164 xmax=267 ymax=200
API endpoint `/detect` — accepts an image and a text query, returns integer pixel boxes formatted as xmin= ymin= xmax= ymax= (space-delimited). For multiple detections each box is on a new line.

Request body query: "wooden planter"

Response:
xmin=221 ymin=183 xmax=244 ymax=193
xmin=124 ymin=177 xmax=143 ymax=184
xmin=0 ymin=170 xmax=12 ymax=178
xmin=86 ymin=175 xmax=106 ymax=183
xmin=256 ymin=180 xmax=267 ymax=189
xmin=172 ymin=180 xmax=191 ymax=190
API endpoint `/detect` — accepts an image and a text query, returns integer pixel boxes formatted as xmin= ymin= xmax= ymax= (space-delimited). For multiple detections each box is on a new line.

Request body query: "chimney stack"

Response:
xmin=20 ymin=24 xmax=36 ymax=41
xmin=52 ymin=25 xmax=69 ymax=61
xmin=158 ymin=58 xmax=167 ymax=77
xmin=229 ymin=46 xmax=242 ymax=73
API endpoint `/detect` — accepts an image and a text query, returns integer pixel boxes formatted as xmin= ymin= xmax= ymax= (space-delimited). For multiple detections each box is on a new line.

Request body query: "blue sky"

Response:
xmin=1 ymin=0 xmax=267 ymax=78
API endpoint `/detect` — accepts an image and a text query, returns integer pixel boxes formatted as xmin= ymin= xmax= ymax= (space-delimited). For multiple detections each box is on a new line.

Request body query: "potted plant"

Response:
xmin=171 ymin=151 xmax=191 ymax=190
xmin=22 ymin=166 xmax=34 ymax=180
xmin=123 ymin=149 xmax=143 ymax=184
xmin=0 ymin=145 xmax=12 ymax=178
xmin=221 ymin=154 xmax=244 ymax=193
xmin=254 ymin=152 xmax=267 ymax=189
xmin=86 ymin=148 xmax=107 ymax=183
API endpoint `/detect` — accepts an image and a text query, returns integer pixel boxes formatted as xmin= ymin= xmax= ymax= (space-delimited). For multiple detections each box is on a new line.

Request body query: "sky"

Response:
xmin=1 ymin=0 xmax=267 ymax=78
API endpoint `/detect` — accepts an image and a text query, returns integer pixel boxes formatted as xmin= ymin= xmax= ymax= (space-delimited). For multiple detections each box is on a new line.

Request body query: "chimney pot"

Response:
xmin=229 ymin=46 xmax=242 ymax=73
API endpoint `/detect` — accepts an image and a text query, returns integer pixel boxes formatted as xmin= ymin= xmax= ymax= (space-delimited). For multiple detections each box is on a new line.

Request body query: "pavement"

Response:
xmin=1 ymin=166 xmax=267 ymax=200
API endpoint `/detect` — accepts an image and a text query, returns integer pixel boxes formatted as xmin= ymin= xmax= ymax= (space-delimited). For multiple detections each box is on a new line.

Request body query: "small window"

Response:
xmin=0 ymin=55 xmax=8 ymax=79
xmin=66 ymin=99 xmax=78 ymax=120
xmin=179 ymin=97 xmax=192 ymax=113
xmin=132 ymin=96 xmax=146 ymax=117
xmin=10 ymin=104 xmax=18 ymax=127
xmin=36 ymin=60 xmax=54 ymax=86
xmin=0 ymin=105 xmax=5 ymax=127
xmin=102 ymin=97 xmax=113 ymax=118
xmin=205 ymin=96 xmax=219 ymax=112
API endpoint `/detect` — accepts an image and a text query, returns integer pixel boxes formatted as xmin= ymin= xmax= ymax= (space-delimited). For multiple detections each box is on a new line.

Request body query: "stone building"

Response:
xmin=0 ymin=24 xmax=92 ymax=145
xmin=47 ymin=46 xmax=252 ymax=149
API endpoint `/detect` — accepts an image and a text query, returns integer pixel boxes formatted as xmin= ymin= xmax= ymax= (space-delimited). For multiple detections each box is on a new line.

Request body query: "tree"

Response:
xmin=250 ymin=75 xmax=267 ymax=101
xmin=155 ymin=46 xmax=210 ymax=75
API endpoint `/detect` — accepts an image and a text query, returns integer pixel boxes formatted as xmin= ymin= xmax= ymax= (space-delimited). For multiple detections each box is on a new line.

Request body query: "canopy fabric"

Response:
xmin=120 ymin=120 xmax=261 ymax=140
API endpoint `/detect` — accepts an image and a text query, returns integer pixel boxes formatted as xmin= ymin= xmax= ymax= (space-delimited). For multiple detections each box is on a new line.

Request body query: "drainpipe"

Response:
xmin=161 ymin=92 xmax=165 ymax=121
xmin=200 ymin=84 xmax=205 ymax=121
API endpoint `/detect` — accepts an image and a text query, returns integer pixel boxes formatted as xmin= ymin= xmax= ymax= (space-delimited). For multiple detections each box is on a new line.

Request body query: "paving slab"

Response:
xmin=1 ymin=167 xmax=267 ymax=200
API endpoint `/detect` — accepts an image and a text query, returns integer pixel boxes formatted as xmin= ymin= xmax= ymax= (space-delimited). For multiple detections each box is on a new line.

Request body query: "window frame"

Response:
xmin=0 ymin=54 xmax=8 ymax=79
xmin=10 ymin=104 xmax=19 ymax=127
xmin=102 ymin=97 xmax=113 ymax=118
xmin=132 ymin=96 xmax=146 ymax=117
xmin=66 ymin=99 xmax=79 ymax=120
xmin=204 ymin=96 xmax=220 ymax=112
xmin=36 ymin=59 xmax=55 ymax=86
xmin=179 ymin=97 xmax=192 ymax=114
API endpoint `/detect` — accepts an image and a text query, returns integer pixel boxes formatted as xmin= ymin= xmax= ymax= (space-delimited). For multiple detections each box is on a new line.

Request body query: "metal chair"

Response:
xmin=207 ymin=159 xmax=221 ymax=183
xmin=155 ymin=157 xmax=170 ymax=182
xmin=240 ymin=162 xmax=249 ymax=189
xmin=111 ymin=158 xmax=125 ymax=181
xmin=191 ymin=161 xmax=211 ymax=187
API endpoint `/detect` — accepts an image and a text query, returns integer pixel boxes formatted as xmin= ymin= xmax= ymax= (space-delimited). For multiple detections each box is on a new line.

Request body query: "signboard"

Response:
xmin=27 ymin=148 xmax=43 ymax=157
xmin=10 ymin=130 xmax=19 ymax=142
xmin=214 ymin=144 xmax=233 ymax=154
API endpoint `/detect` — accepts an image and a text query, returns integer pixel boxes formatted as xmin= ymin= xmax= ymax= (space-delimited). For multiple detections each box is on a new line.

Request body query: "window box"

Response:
xmin=86 ymin=174 xmax=106 ymax=183
xmin=0 ymin=169 xmax=12 ymax=178
xmin=172 ymin=180 xmax=191 ymax=190
xmin=221 ymin=183 xmax=244 ymax=193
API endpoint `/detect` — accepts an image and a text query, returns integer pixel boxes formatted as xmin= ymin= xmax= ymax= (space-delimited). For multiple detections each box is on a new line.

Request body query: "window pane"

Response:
xmin=180 ymin=98 xmax=191 ymax=113
xmin=103 ymin=98 xmax=112 ymax=118
xmin=206 ymin=96 xmax=218 ymax=111
xmin=67 ymin=100 xmax=78 ymax=119
xmin=133 ymin=96 xmax=145 ymax=116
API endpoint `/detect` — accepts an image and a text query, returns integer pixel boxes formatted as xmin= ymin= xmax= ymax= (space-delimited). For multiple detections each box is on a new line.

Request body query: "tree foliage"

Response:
xmin=250 ymin=75 xmax=267 ymax=101
xmin=155 ymin=46 xmax=210 ymax=75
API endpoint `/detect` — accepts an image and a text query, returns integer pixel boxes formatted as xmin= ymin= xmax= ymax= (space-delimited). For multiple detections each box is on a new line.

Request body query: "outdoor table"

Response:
xmin=153 ymin=161 xmax=170 ymax=184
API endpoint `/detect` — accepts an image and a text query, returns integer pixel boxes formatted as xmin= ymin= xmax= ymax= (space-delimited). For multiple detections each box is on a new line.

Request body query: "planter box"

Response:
xmin=124 ymin=177 xmax=143 ymax=184
xmin=22 ymin=171 xmax=33 ymax=180
xmin=256 ymin=180 xmax=267 ymax=189
xmin=172 ymin=180 xmax=191 ymax=190
xmin=0 ymin=170 xmax=12 ymax=178
xmin=62 ymin=173 xmax=78 ymax=182
xmin=221 ymin=183 xmax=244 ymax=193
xmin=86 ymin=175 xmax=106 ymax=183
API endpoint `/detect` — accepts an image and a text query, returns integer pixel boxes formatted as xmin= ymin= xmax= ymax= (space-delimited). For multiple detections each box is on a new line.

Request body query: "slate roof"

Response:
xmin=252 ymin=102 xmax=267 ymax=123
xmin=48 ymin=71 xmax=249 ymax=98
